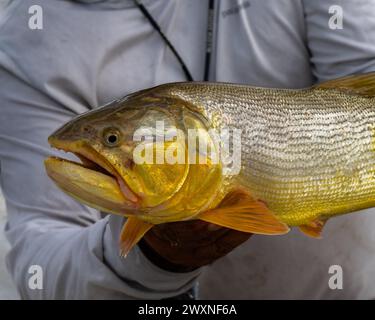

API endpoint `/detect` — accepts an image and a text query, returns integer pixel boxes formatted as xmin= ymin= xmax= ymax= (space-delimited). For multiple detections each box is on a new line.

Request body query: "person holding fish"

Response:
xmin=1 ymin=0 xmax=375 ymax=300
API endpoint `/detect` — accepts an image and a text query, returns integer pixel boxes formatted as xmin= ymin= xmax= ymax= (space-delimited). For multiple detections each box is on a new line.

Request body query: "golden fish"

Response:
xmin=45 ymin=72 xmax=375 ymax=256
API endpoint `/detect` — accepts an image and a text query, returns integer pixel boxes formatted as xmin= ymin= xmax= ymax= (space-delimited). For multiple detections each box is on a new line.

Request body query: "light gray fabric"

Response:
xmin=1 ymin=0 xmax=375 ymax=299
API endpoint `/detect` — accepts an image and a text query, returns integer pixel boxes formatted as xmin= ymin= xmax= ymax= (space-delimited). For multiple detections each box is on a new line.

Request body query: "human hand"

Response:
xmin=139 ymin=220 xmax=252 ymax=272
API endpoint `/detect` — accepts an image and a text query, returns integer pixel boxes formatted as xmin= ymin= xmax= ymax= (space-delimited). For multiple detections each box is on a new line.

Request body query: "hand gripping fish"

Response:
xmin=45 ymin=73 xmax=375 ymax=256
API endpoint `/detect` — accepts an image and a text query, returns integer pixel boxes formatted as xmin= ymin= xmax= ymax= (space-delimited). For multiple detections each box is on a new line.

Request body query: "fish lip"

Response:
xmin=48 ymin=137 xmax=140 ymax=207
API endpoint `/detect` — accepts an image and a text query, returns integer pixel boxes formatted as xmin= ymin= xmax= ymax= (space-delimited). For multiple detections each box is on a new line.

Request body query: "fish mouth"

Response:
xmin=46 ymin=137 xmax=140 ymax=209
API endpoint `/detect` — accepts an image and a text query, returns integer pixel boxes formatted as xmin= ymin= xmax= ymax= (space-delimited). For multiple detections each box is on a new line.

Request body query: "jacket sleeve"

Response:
xmin=0 ymin=2 xmax=201 ymax=299
xmin=0 ymin=54 xmax=202 ymax=301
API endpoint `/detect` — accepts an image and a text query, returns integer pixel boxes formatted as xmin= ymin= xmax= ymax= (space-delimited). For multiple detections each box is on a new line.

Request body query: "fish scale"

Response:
xmin=159 ymin=81 xmax=375 ymax=226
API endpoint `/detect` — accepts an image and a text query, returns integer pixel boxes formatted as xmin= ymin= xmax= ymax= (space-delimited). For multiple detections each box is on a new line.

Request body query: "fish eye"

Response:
xmin=103 ymin=128 xmax=121 ymax=147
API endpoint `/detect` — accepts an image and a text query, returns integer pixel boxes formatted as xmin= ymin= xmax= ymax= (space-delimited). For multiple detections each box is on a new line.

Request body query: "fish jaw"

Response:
xmin=46 ymin=136 xmax=140 ymax=213
xmin=44 ymin=157 xmax=137 ymax=215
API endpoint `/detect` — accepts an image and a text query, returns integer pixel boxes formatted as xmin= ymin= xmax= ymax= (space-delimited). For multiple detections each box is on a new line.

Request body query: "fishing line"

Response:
xmin=133 ymin=0 xmax=194 ymax=81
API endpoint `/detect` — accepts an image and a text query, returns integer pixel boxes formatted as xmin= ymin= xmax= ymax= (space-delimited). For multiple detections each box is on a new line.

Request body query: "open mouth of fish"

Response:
xmin=45 ymin=138 xmax=140 ymax=212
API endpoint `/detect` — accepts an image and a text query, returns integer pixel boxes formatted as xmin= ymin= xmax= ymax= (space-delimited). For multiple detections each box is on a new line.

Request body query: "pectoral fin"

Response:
xmin=119 ymin=217 xmax=154 ymax=257
xmin=299 ymin=219 xmax=326 ymax=239
xmin=198 ymin=188 xmax=289 ymax=235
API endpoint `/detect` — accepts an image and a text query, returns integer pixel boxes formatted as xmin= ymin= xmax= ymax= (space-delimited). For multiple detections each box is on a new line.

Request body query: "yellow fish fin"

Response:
xmin=299 ymin=219 xmax=326 ymax=239
xmin=198 ymin=188 xmax=289 ymax=235
xmin=119 ymin=217 xmax=154 ymax=257
xmin=315 ymin=72 xmax=375 ymax=97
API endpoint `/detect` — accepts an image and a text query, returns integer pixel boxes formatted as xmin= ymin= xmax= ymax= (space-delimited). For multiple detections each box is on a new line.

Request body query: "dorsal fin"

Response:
xmin=314 ymin=72 xmax=375 ymax=97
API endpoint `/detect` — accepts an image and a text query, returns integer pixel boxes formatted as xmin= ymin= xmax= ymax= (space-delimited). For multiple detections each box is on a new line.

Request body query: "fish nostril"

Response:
xmin=82 ymin=126 xmax=95 ymax=135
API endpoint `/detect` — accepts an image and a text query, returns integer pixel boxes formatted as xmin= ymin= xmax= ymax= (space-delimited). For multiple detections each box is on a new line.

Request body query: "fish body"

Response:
xmin=159 ymin=81 xmax=375 ymax=226
xmin=44 ymin=73 xmax=375 ymax=255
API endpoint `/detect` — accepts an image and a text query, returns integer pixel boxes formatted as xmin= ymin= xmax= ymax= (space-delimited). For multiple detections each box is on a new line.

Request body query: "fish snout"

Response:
xmin=48 ymin=119 xmax=97 ymax=147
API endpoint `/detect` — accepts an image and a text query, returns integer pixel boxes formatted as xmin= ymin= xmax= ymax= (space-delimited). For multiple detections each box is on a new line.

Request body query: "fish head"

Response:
xmin=45 ymin=92 xmax=197 ymax=217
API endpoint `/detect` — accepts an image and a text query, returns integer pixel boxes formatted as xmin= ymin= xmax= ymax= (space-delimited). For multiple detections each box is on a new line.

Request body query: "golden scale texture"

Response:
xmin=156 ymin=83 xmax=375 ymax=226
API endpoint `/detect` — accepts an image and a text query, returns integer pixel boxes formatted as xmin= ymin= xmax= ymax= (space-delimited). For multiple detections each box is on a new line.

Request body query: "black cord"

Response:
xmin=204 ymin=0 xmax=214 ymax=81
xmin=134 ymin=0 xmax=194 ymax=82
